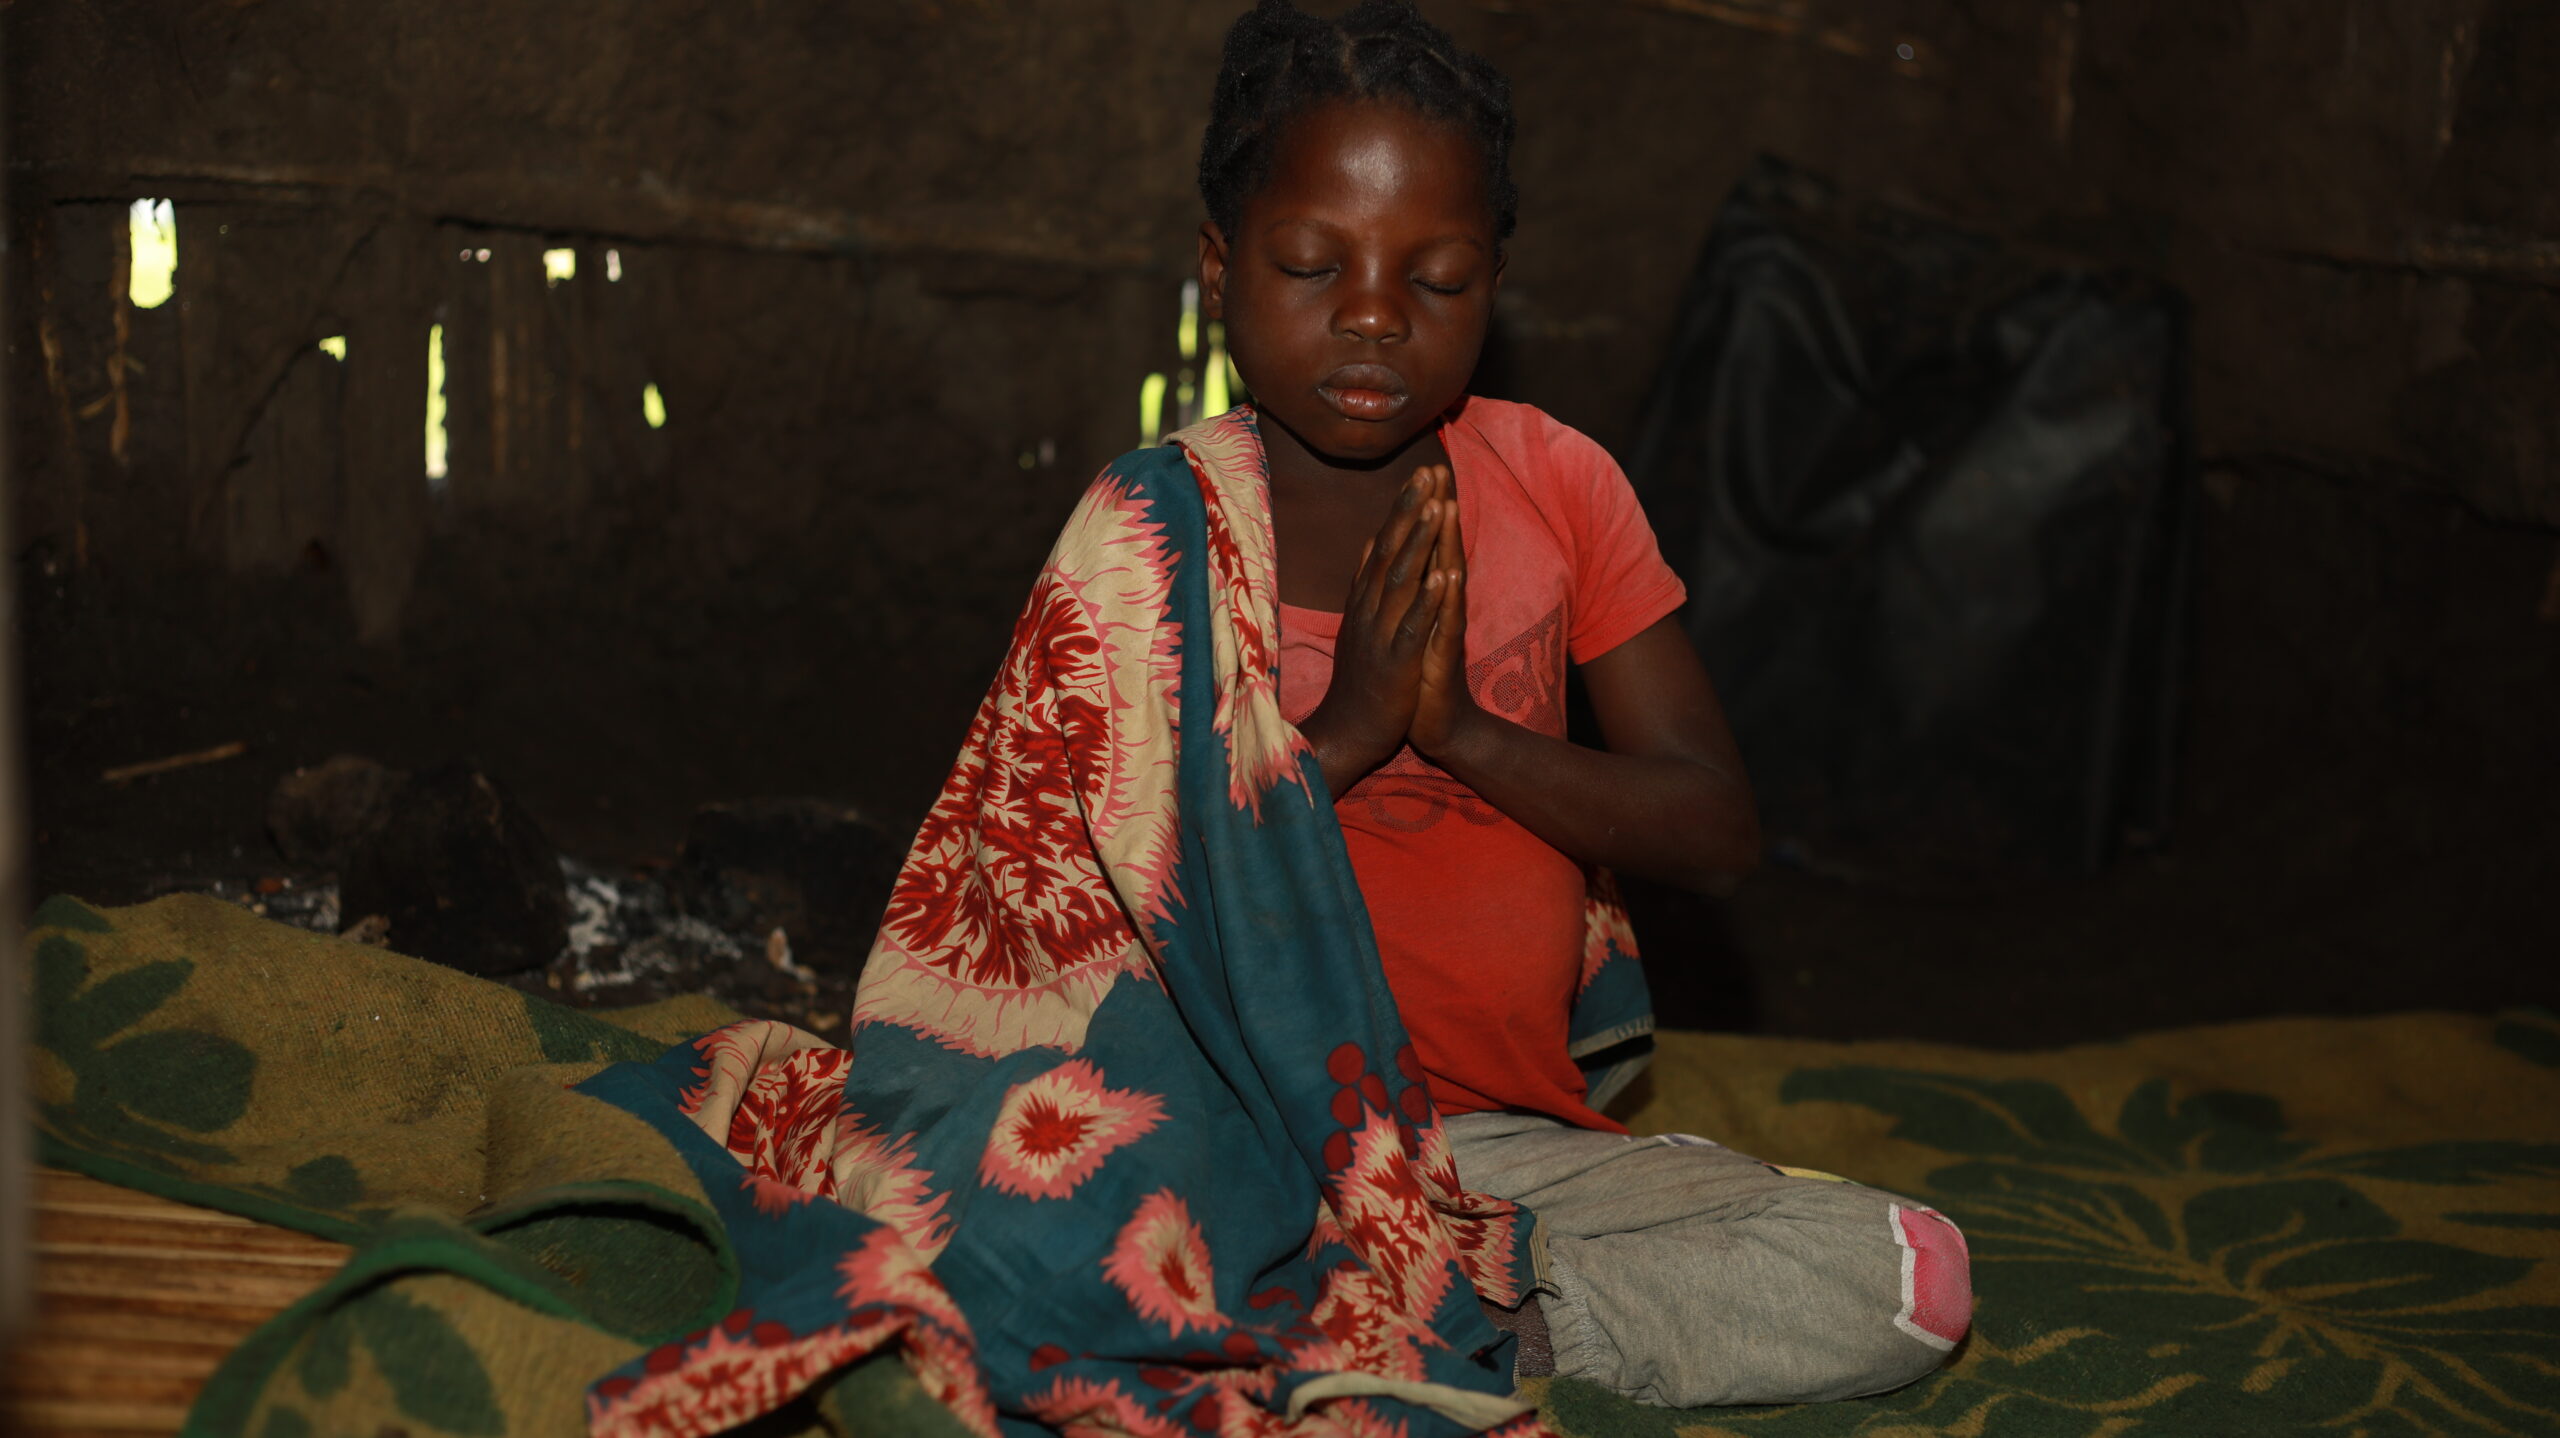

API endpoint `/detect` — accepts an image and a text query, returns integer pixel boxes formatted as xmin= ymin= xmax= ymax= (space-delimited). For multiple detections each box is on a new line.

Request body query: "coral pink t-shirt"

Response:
xmin=1276 ymin=397 xmax=1687 ymax=1132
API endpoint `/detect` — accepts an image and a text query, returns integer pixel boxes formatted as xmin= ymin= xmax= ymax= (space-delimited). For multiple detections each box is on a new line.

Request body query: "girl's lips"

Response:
xmin=1318 ymin=364 xmax=1410 ymax=421
xmin=1322 ymin=386 xmax=1409 ymax=421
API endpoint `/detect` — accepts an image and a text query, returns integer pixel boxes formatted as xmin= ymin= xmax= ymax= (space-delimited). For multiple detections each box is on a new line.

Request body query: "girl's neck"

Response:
xmin=1257 ymin=405 xmax=1453 ymax=501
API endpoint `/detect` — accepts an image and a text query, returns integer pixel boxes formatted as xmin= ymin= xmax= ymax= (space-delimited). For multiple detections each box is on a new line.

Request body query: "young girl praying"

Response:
xmin=1187 ymin=0 xmax=1969 ymax=1406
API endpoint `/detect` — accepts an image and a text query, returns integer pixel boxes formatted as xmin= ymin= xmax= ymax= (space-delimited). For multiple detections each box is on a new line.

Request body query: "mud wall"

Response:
xmin=11 ymin=5 xmax=1242 ymax=621
xmin=11 ymin=0 xmax=1244 ymax=845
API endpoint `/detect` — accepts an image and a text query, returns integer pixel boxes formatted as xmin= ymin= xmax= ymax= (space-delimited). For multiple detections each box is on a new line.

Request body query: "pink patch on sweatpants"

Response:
xmin=1888 ymin=1204 xmax=1972 ymax=1351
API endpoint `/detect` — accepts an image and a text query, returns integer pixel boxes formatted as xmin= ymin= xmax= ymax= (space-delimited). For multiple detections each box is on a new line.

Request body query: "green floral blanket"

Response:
xmin=25 ymin=893 xmax=2560 ymax=1437
xmin=1581 ymin=1001 xmax=2560 ymax=1436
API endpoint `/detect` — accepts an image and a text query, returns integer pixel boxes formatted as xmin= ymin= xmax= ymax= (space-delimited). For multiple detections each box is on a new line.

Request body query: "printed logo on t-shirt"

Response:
xmin=1464 ymin=605 xmax=1566 ymax=739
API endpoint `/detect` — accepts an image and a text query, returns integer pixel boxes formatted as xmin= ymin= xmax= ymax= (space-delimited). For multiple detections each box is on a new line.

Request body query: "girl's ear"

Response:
xmin=1198 ymin=221 xmax=1231 ymax=319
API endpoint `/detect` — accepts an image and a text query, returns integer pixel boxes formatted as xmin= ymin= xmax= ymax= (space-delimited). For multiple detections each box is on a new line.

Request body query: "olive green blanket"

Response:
xmin=26 ymin=894 xmax=2560 ymax=1437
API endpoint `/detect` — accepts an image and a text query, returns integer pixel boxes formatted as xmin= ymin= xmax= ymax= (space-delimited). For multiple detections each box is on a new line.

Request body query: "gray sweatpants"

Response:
xmin=1444 ymin=1112 xmax=1971 ymax=1408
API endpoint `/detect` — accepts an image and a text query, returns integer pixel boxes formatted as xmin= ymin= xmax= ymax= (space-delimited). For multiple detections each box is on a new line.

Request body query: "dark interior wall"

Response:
xmin=1483 ymin=0 xmax=2560 ymax=535
xmin=1462 ymin=0 xmax=2558 ymax=1041
xmin=10 ymin=0 xmax=1242 ymax=867
xmin=9 ymin=1 xmax=2555 ymax=1038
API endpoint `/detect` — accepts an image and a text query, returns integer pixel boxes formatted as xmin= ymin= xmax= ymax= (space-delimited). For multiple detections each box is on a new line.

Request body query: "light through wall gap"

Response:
xmin=1139 ymin=373 xmax=1167 ymax=448
xmin=426 ymin=322 xmax=450 ymax=491
xmin=127 ymin=200 xmax=176 ymax=309
xmin=1137 ymin=280 xmax=1246 ymax=447
xmin=1173 ymin=280 xmax=1199 ymax=430
xmin=1203 ymin=322 xmax=1231 ymax=417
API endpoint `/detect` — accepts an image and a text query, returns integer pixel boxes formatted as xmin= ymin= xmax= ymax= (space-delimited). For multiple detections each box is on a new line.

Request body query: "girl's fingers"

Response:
xmin=1394 ymin=570 xmax=1445 ymax=649
xmin=1391 ymin=500 xmax=1441 ymax=587
xmin=1432 ymin=472 xmax=1466 ymax=579
xmin=1420 ymin=567 xmax=1467 ymax=682
xmin=1434 ymin=567 xmax=1469 ymax=655
xmin=1354 ymin=478 xmax=1430 ymax=617
xmin=1376 ymin=501 xmax=1443 ymax=632
xmin=1347 ymin=537 xmax=1380 ymax=616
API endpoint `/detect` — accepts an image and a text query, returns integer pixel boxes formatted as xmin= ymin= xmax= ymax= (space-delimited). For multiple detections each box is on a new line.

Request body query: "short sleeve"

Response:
xmin=1549 ymin=423 xmax=1687 ymax=664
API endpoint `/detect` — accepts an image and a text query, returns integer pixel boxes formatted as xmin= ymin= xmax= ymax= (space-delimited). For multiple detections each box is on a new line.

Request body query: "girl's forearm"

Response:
xmin=1425 ymin=710 xmax=1760 ymax=894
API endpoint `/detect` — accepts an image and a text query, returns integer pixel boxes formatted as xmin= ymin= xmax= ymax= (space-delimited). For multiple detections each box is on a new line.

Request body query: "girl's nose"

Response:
xmin=1333 ymin=272 xmax=1409 ymax=344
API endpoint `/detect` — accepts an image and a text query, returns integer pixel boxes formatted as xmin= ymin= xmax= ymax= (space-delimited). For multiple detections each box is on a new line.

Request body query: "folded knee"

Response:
xmin=1545 ymin=1185 xmax=1973 ymax=1407
xmin=1731 ymin=1188 xmax=1972 ymax=1402
xmin=1815 ymin=1198 xmax=1970 ymax=1400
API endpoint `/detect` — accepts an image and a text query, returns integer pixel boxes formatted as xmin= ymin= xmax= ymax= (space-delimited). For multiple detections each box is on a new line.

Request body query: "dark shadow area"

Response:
xmin=1613 ymin=874 xmax=1757 ymax=1036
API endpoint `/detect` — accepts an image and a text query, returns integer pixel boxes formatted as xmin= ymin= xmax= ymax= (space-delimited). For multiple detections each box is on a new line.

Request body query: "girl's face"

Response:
xmin=1200 ymin=99 xmax=1502 ymax=473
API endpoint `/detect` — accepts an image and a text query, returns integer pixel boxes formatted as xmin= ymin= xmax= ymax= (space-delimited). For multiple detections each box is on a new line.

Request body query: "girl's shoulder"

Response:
xmin=1447 ymin=395 xmax=1630 ymax=511
xmin=1449 ymin=395 xmax=1609 ymax=465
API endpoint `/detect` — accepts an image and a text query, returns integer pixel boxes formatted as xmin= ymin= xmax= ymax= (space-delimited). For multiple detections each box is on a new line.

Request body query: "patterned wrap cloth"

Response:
xmin=575 ymin=409 xmax=1655 ymax=1438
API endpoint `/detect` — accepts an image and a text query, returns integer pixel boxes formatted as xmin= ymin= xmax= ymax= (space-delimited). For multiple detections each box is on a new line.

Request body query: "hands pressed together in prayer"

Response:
xmin=1294 ymin=465 xmax=1763 ymax=896
xmin=1295 ymin=464 xmax=1485 ymax=800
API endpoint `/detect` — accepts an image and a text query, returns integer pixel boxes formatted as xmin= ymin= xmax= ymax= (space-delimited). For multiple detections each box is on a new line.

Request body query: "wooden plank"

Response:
xmin=333 ymin=222 xmax=439 ymax=641
xmin=24 ymin=1308 xmax=290 ymax=1339
xmin=224 ymin=327 xmax=346 ymax=574
xmin=25 ymin=158 xmax=1158 ymax=274
xmin=35 ymin=1260 xmax=342 ymax=1309
xmin=6 ymin=1369 xmax=221 ymax=1408
xmin=175 ymin=203 xmax=376 ymax=563
xmin=1 ymin=1397 xmax=196 ymax=1437
xmin=37 ymin=1199 xmax=270 ymax=1228
xmin=28 ymin=1297 xmax=289 ymax=1343
xmin=437 ymin=225 xmax=494 ymax=519
xmin=37 ymin=1239 xmax=347 ymax=1269
xmin=36 ymin=1211 xmax=341 ymax=1250
xmin=2 ymin=1171 xmax=346 ymax=1438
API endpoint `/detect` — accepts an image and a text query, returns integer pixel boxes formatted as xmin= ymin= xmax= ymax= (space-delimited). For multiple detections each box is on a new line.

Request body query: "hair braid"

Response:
xmin=1198 ymin=0 xmax=1519 ymax=246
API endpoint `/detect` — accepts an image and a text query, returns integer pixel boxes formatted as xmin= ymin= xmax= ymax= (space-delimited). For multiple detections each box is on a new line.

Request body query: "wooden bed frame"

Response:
xmin=2 ymin=1169 xmax=345 ymax=1438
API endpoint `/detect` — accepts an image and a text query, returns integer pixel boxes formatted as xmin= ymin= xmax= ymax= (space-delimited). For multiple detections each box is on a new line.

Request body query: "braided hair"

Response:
xmin=1198 ymin=0 xmax=1518 ymax=247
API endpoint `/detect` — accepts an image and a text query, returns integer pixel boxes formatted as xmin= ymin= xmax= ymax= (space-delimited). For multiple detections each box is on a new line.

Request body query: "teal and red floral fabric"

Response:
xmin=576 ymin=411 xmax=1653 ymax=1438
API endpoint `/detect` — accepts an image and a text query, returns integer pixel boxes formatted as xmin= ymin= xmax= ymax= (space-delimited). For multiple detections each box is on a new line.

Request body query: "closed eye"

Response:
xmin=1278 ymin=264 xmax=1336 ymax=280
xmin=1415 ymin=278 xmax=1466 ymax=296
